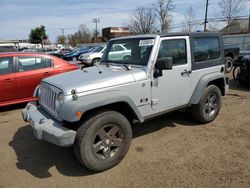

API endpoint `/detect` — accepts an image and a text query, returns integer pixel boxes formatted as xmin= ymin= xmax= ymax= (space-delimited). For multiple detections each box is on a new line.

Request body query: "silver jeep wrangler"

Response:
xmin=22 ymin=32 xmax=229 ymax=172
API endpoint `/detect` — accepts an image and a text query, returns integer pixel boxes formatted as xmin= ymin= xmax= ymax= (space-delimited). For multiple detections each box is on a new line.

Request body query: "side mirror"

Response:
xmin=155 ymin=57 xmax=173 ymax=70
xmin=154 ymin=57 xmax=173 ymax=78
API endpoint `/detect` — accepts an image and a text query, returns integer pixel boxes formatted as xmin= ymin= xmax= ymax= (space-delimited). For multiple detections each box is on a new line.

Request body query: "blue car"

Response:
xmin=63 ymin=46 xmax=95 ymax=61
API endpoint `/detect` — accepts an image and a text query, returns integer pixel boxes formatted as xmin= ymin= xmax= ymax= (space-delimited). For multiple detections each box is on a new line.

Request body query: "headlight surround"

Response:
xmin=55 ymin=92 xmax=64 ymax=111
xmin=33 ymin=86 xmax=41 ymax=98
xmin=37 ymin=88 xmax=41 ymax=97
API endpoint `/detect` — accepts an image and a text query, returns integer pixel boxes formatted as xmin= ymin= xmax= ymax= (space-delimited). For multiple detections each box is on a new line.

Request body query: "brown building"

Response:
xmin=102 ymin=27 xmax=131 ymax=41
xmin=221 ymin=18 xmax=250 ymax=35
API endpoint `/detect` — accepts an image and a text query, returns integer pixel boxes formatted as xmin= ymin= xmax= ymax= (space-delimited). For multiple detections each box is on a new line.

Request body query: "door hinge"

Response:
xmin=151 ymin=99 xmax=159 ymax=106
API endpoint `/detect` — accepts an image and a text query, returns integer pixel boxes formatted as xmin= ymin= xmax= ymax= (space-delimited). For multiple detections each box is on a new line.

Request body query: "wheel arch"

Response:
xmin=189 ymin=73 xmax=226 ymax=105
xmin=225 ymin=52 xmax=234 ymax=59
xmin=59 ymin=94 xmax=144 ymax=124
xmin=81 ymin=101 xmax=142 ymax=125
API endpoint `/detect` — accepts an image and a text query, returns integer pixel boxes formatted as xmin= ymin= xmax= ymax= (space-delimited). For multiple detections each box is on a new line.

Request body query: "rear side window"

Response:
xmin=194 ymin=37 xmax=220 ymax=62
xmin=44 ymin=58 xmax=53 ymax=68
xmin=17 ymin=56 xmax=53 ymax=72
xmin=0 ymin=57 xmax=13 ymax=75
xmin=110 ymin=45 xmax=125 ymax=52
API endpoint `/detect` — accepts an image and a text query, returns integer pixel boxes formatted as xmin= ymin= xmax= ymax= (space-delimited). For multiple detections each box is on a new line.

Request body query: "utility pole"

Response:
xmin=60 ymin=28 xmax=65 ymax=36
xmin=93 ymin=18 xmax=100 ymax=41
xmin=248 ymin=11 xmax=250 ymax=33
xmin=204 ymin=0 xmax=209 ymax=32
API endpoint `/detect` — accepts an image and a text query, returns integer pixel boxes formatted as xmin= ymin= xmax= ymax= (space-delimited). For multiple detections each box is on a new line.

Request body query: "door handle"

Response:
xmin=4 ymin=78 xmax=14 ymax=83
xmin=181 ymin=70 xmax=192 ymax=76
xmin=44 ymin=72 xmax=52 ymax=75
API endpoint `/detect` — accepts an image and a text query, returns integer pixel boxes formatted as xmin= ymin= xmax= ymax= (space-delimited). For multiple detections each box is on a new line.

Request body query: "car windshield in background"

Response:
xmin=91 ymin=46 xmax=105 ymax=52
xmin=245 ymin=45 xmax=250 ymax=50
xmin=101 ymin=38 xmax=154 ymax=66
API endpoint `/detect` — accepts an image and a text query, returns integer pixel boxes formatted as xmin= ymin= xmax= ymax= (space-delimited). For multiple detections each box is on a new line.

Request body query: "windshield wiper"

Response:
xmin=122 ymin=63 xmax=130 ymax=71
xmin=101 ymin=60 xmax=131 ymax=70
xmin=100 ymin=61 xmax=110 ymax=67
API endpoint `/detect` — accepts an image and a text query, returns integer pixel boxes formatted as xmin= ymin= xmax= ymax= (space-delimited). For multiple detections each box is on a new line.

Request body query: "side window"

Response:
xmin=114 ymin=45 xmax=124 ymax=51
xmin=194 ymin=37 xmax=220 ymax=62
xmin=0 ymin=57 xmax=13 ymax=75
xmin=44 ymin=58 xmax=53 ymax=68
xmin=17 ymin=56 xmax=48 ymax=72
xmin=110 ymin=45 xmax=125 ymax=52
xmin=158 ymin=39 xmax=187 ymax=66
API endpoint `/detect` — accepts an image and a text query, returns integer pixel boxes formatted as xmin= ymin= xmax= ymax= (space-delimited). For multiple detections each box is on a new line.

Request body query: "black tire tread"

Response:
xmin=191 ymin=85 xmax=221 ymax=123
xmin=74 ymin=110 xmax=131 ymax=172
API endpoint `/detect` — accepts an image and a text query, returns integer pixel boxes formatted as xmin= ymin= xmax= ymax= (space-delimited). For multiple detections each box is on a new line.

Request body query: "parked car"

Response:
xmin=224 ymin=45 xmax=240 ymax=73
xmin=63 ymin=46 xmax=95 ymax=61
xmin=233 ymin=55 xmax=250 ymax=85
xmin=0 ymin=52 xmax=78 ymax=107
xmin=78 ymin=45 xmax=106 ymax=66
xmin=0 ymin=46 xmax=18 ymax=53
xmin=23 ymin=32 xmax=228 ymax=172
xmin=239 ymin=45 xmax=250 ymax=60
xmin=45 ymin=48 xmax=63 ymax=58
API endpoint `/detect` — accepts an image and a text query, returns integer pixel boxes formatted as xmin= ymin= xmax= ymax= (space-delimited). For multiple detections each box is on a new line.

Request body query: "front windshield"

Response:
xmin=91 ymin=46 xmax=105 ymax=52
xmin=101 ymin=38 xmax=154 ymax=66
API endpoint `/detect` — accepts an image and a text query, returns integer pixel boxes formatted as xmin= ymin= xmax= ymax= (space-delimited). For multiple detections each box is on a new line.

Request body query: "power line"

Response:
xmin=169 ymin=15 xmax=249 ymax=30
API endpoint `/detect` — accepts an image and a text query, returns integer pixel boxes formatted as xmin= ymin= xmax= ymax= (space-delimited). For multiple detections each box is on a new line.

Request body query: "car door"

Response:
xmin=151 ymin=36 xmax=193 ymax=112
xmin=0 ymin=56 xmax=19 ymax=103
xmin=15 ymin=55 xmax=55 ymax=99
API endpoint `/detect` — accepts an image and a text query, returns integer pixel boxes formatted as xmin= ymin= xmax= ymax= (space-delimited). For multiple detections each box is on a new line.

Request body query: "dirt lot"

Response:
xmin=0 ymin=77 xmax=250 ymax=188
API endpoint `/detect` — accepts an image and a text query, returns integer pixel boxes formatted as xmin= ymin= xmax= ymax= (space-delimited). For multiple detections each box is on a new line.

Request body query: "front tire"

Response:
xmin=74 ymin=111 xmax=132 ymax=172
xmin=191 ymin=85 xmax=222 ymax=123
xmin=92 ymin=58 xmax=100 ymax=65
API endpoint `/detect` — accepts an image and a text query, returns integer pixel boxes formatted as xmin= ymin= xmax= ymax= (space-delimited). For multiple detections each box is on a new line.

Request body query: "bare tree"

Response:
xmin=153 ymin=0 xmax=174 ymax=33
xmin=56 ymin=35 xmax=66 ymax=44
xmin=182 ymin=6 xmax=196 ymax=32
xmin=218 ymin=0 xmax=246 ymax=34
xmin=126 ymin=7 xmax=157 ymax=34
xmin=67 ymin=24 xmax=92 ymax=46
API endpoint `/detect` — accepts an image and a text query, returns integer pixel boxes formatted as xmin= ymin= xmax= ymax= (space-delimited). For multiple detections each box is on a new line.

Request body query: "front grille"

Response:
xmin=39 ymin=84 xmax=58 ymax=113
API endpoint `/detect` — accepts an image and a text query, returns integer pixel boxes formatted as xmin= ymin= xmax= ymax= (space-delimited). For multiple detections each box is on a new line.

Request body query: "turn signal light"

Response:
xmin=76 ymin=111 xmax=82 ymax=118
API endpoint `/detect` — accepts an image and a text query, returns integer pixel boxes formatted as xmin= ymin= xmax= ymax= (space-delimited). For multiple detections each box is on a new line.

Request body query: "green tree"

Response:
xmin=29 ymin=25 xmax=48 ymax=46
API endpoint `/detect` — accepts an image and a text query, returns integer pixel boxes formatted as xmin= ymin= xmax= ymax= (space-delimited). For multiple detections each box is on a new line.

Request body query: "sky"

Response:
xmin=0 ymin=0 xmax=250 ymax=43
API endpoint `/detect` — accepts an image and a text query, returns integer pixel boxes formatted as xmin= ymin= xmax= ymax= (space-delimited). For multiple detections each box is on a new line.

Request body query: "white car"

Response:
xmin=79 ymin=44 xmax=132 ymax=66
xmin=79 ymin=46 xmax=106 ymax=66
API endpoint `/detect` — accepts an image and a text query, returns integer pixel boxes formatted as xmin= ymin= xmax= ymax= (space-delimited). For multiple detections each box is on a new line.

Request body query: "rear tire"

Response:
xmin=191 ymin=85 xmax=222 ymax=123
xmin=74 ymin=111 xmax=132 ymax=172
xmin=225 ymin=56 xmax=233 ymax=73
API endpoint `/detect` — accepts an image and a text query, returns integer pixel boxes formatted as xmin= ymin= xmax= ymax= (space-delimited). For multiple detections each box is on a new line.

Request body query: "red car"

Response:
xmin=0 ymin=52 xmax=78 ymax=107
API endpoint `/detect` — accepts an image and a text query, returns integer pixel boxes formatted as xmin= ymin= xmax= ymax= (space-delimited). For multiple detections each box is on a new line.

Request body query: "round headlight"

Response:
xmin=58 ymin=92 xmax=64 ymax=101
xmin=55 ymin=92 xmax=64 ymax=111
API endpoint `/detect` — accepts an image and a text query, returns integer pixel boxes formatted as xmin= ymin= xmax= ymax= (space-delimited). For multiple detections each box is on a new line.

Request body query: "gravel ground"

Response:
xmin=0 ymin=77 xmax=250 ymax=188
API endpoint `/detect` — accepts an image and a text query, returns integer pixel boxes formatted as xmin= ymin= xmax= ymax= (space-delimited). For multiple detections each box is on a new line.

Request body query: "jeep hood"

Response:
xmin=42 ymin=65 xmax=147 ymax=95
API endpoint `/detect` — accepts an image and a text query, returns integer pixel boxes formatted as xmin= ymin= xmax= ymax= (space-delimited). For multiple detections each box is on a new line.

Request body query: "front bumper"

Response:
xmin=22 ymin=103 xmax=76 ymax=147
xmin=79 ymin=58 xmax=92 ymax=65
